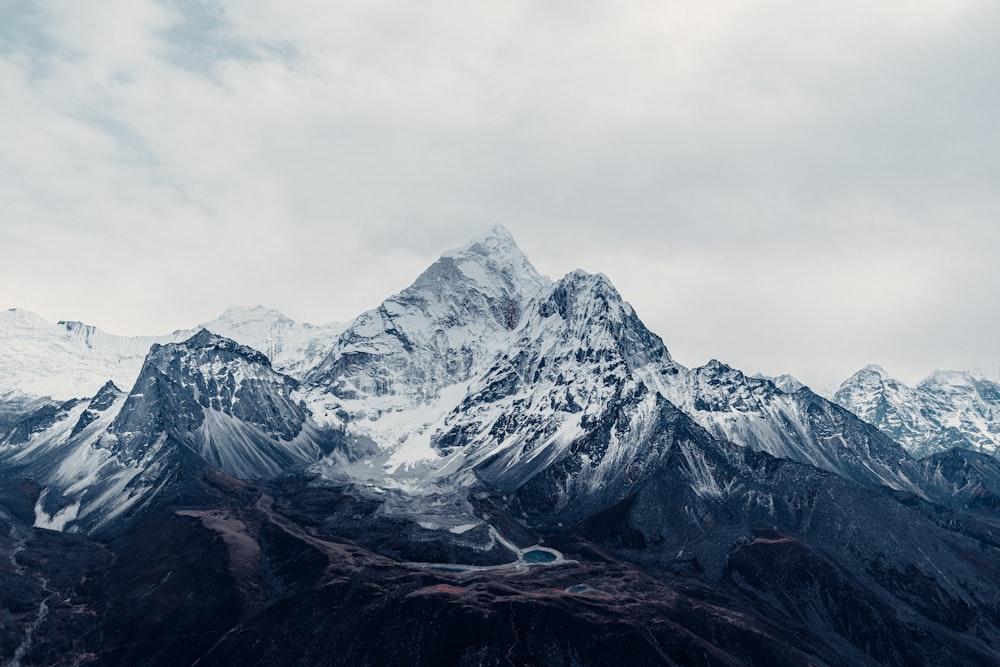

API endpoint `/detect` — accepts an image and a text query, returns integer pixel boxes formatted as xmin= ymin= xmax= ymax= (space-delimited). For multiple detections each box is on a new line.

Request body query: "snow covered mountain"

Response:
xmin=304 ymin=226 xmax=551 ymax=478
xmin=657 ymin=362 xmax=916 ymax=490
xmin=431 ymin=268 xmax=683 ymax=518
xmin=198 ymin=305 xmax=345 ymax=380
xmin=6 ymin=226 xmax=1000 ymax=664
xmin=308 ymin=225 xmax=548 ymax=401
xmin=760 ymin=373 xmax=806 ymax=394
xmin=0 ymin=308 xmax=186 ymax=403
xmin=0 ymin=306 xmax=343 ymax=407
xmin=1 ymin=226 xmax=937 ymax=534
xmin=0 ymin=331 xmax=336 ymax=533
xmin=834 ymin=365 xmax=1000 ymax=458
xmin=299 ymin=228 xmax=919 ymax=505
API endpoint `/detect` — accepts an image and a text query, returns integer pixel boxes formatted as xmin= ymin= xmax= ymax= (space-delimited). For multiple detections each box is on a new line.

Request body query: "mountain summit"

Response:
xmin=308 ymin=224 xmax=550 ymax=404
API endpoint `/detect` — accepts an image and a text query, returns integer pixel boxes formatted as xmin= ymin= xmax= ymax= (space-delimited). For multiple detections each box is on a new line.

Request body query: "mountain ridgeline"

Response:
xmin=3 ymin=226 xmax=1000 ymax=666
xmin=834 ymin=364 xmax=1000 ymax=458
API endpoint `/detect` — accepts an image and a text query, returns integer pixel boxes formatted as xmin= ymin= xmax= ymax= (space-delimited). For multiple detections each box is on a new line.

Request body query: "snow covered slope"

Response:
xmin=762 ymin=373 xmax=806 ymax=394
xmin=0 ymin=390 xmax=52 ymax=438
xmin=658 ymin=362 xmax=916 ymax=490
xmin=309 ymin=224 xmax=549 ymax=401
xmin=440 ymin=269 xmax=695 ymax=518
xmin=200 ymin=306 xmax=345 ymax=380
xmin=833 ymin=365 xmax=930 ymax=449
xmin=0 ymin=306 xmax=343 ymax=404
xmin=110 ymin=330 xmax=327 ymax=477
xmin=304 ymin=225 xmax=551 ymax=461
xmin=834 ymin=366 xmax=1000 ymax=458
xmin=0 ymin=308 xmax=186 ymax=401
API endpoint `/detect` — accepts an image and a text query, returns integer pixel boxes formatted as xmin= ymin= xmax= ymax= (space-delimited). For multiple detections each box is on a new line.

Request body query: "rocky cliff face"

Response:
xmin=111 ymin=330 xmax=313 ymax=470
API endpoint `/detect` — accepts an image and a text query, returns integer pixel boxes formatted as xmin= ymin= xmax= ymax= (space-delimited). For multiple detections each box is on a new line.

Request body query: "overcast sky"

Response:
xmin=2 ymin=1 xmax=999 ymax=390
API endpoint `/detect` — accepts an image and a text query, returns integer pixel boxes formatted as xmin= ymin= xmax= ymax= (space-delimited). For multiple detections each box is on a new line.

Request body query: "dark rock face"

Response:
xmin=80 ymin=513 xmax=244 ymax=666
xmin=790 ymin=387 xmax=914 ymax=485
xmin=5 ymin=461 xmax=1000 ymax=666
xmin=913 ymin=447 xmax=1000 ymax=514
xmin=2 ymin=400 xmax=80 ymax=447
xmin=70 ymin=382 xmax=121 ymax=437
xmin=724 ymin=530 xmax=999 ymax=667
xmin=112 ymin=330 xmax=308 ymax=464
xmin=0 ymin=396 xmax=56 ymax=441
xmin=557 ymin=431 xmax=1000 ymax=664
xmin=0 ymin=501 xmax=110 ymax=666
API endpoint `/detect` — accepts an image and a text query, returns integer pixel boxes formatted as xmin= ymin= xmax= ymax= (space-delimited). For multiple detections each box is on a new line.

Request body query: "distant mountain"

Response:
xmin=834 ymin=365 xmax=1000 ymax=458
xmin=657 ymin=361 xmax=916 ymax=490
xmin=198 ymin=305 xmax=346 ymax=380
xmin=0 ymin=390 xmax=51 ymax=439
xmin=0 ymin=305 xmax=343 ymax=407
xmin=0 ymin=308 xmax=186 ymax=402
xmin=761 ymin=373 xmax=806 ymax=394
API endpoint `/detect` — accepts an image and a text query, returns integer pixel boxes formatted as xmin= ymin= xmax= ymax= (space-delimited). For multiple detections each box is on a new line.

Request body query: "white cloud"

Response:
xmin=1 ymin=0 xmax=999 ymax=388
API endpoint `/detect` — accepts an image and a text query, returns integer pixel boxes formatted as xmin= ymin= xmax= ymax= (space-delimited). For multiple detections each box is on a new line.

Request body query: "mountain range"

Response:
xmin=2 ymin=226 xmax=1000 ymax=666
xmin=833 ymin=364 xmax=1000 ymax=458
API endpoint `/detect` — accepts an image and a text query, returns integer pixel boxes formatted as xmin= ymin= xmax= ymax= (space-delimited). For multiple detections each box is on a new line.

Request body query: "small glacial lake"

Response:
xmin=522 ymin=549 xmax=557 ymax=563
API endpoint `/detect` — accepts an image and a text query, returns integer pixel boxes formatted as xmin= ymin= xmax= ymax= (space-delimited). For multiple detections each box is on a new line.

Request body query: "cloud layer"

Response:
xmin=2 ymin=0 xmax=999 ymax=388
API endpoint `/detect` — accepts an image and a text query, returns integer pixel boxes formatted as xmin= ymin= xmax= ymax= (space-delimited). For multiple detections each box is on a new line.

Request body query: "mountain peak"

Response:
xmin=431 ymin=226 xmax=548 ymax=293
xmin=703 ymin=358 xmax=731 ymax=372
xmin=182 ymin=328 xmax=226 ymax=347
xmin=1 ymin=308 xmax=50 ymax=327
xmin=927 ymin=369 xmax=972 ymax=382
xmin=562 ymin=268 xmax=612 ymax=286
xmin=840 ymin=364 xmax=899 ymax=388
xmin=444 ymin=224 xmax=517 ymax=255
xmin=770 ymin=373 xmax=806 ymax=393
xmin=540 ymin=269 xmax=636 ymax=323
xmin=310 ymin=228 xmax=549 ymax=399
xmin=97 ymin=379 xmax=121 ymax=394
xmin=400 ymin=227 xmax=550 ymax=314
xmin=213 ymin=305 xmax=291 ymax=323
xmin=172 ymin=329 xmax=273 ymax=367
xmin=922 ymin=369 xmax=975 ymax=386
